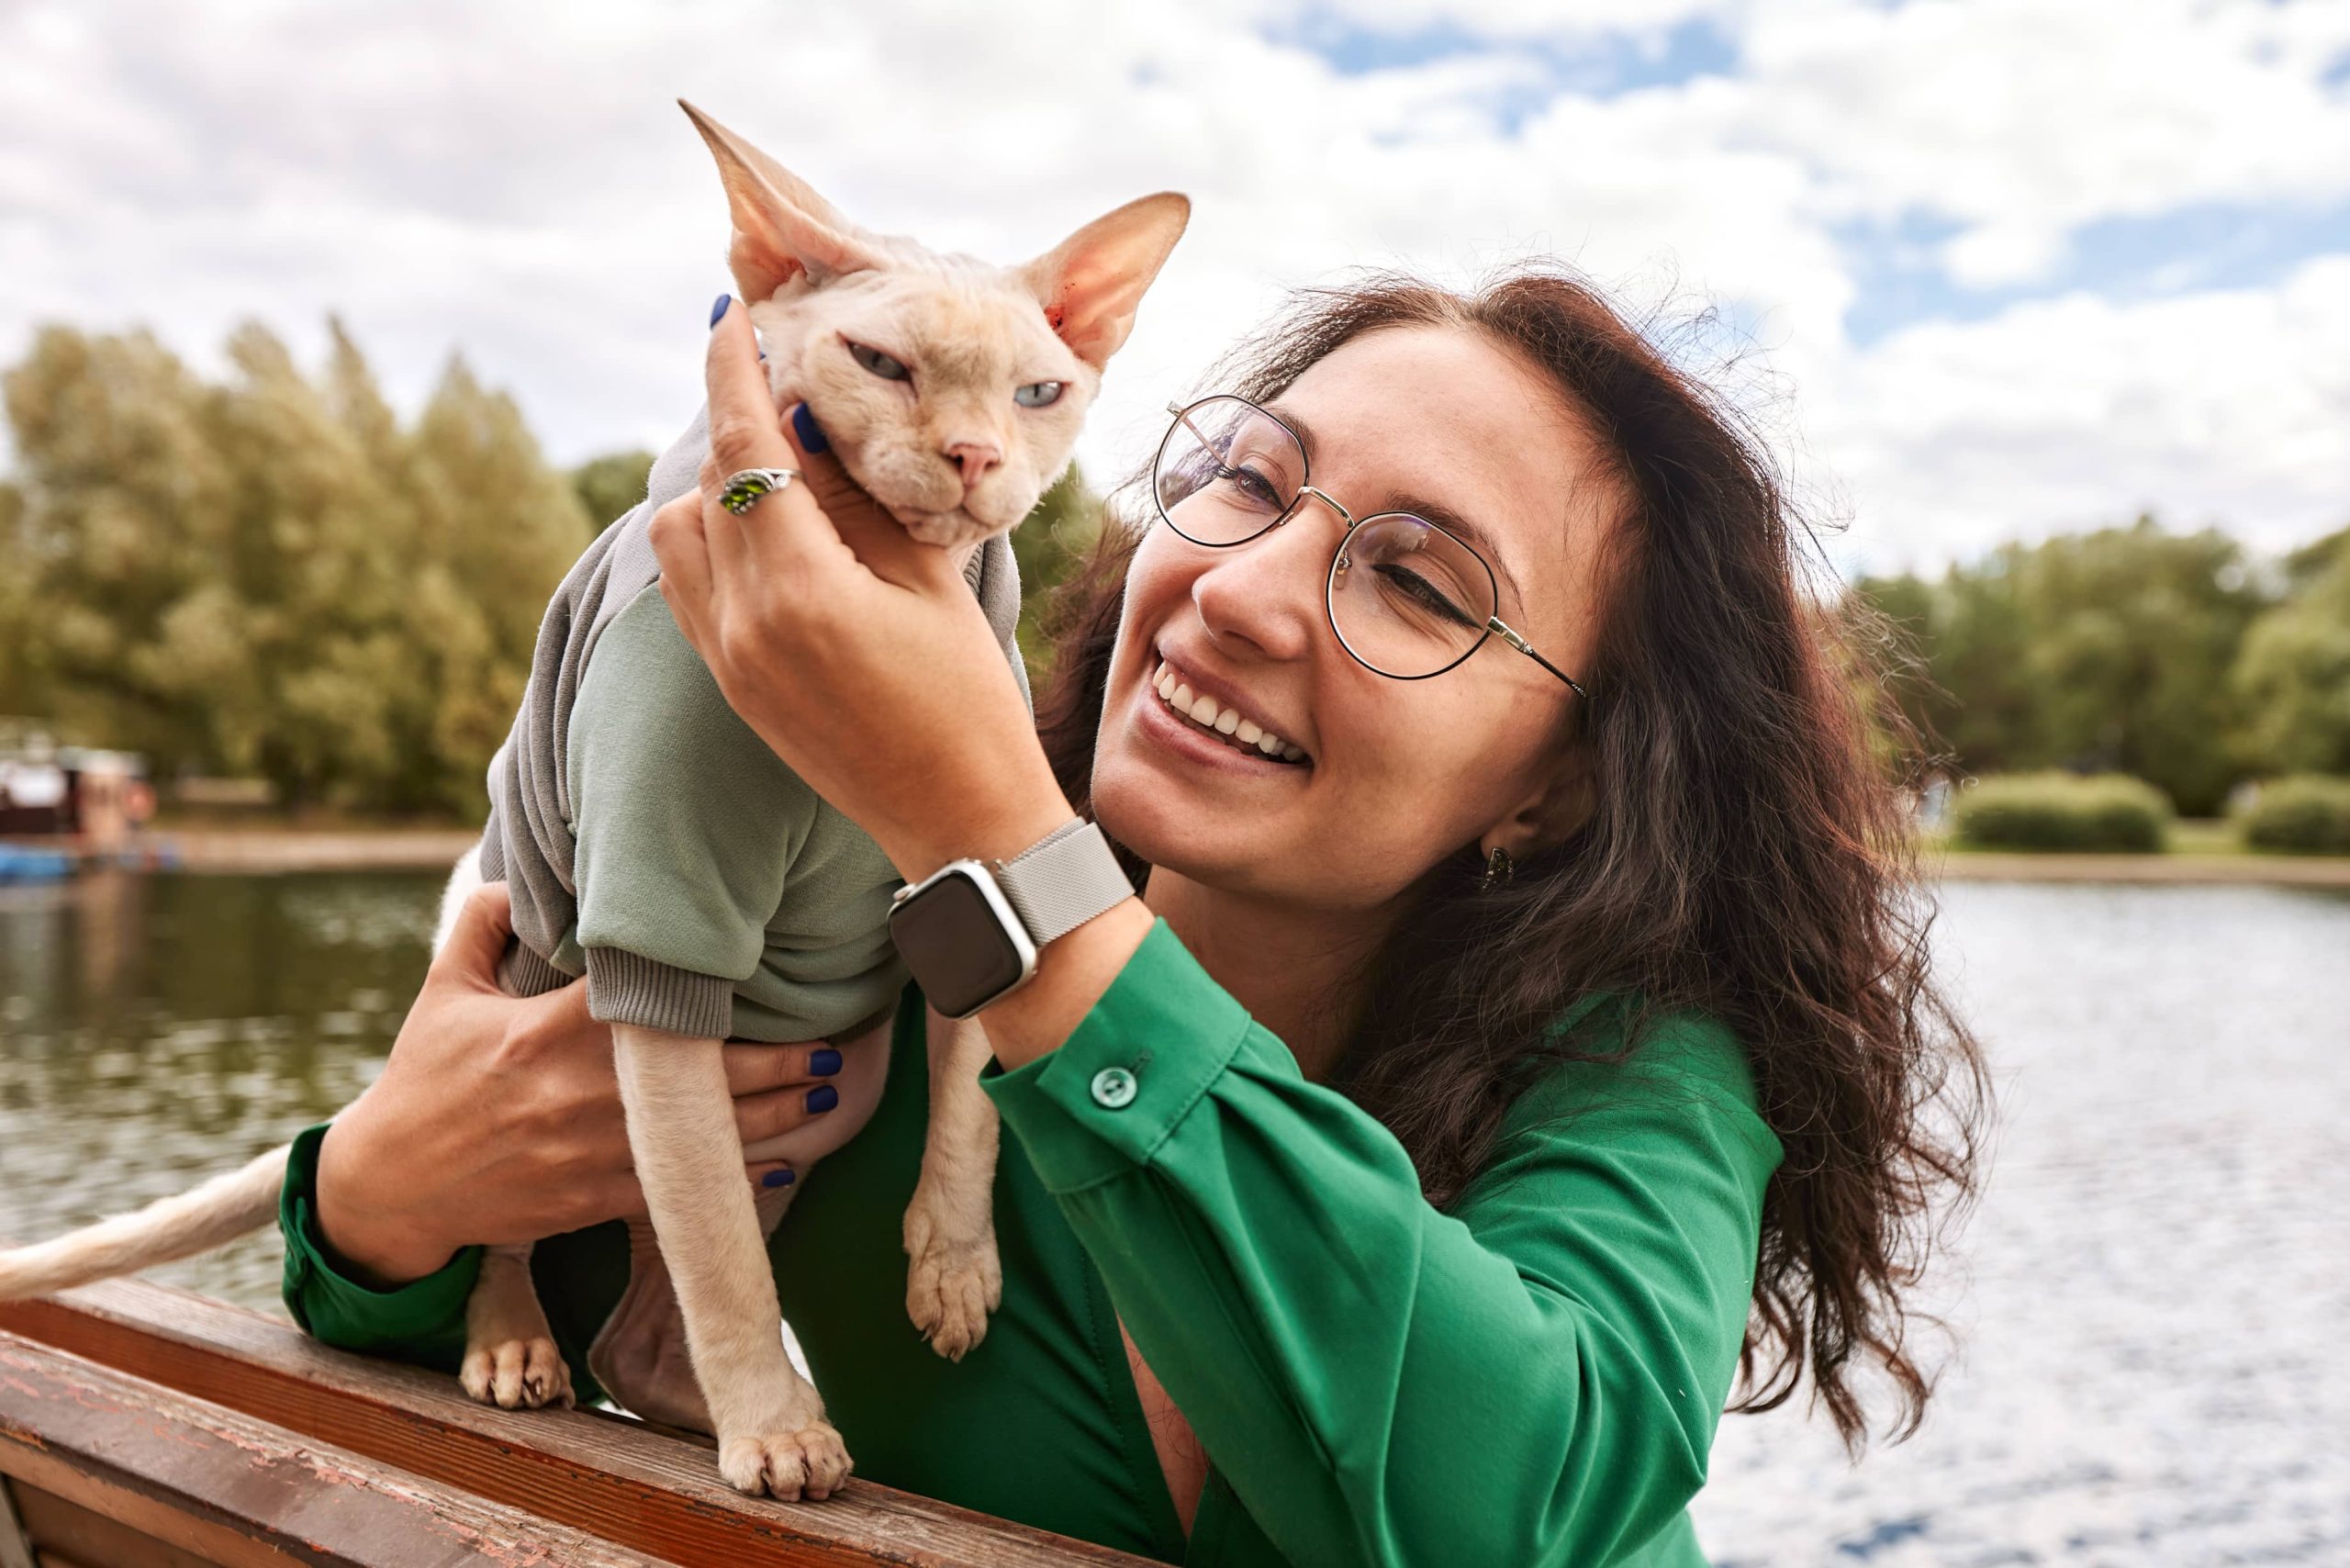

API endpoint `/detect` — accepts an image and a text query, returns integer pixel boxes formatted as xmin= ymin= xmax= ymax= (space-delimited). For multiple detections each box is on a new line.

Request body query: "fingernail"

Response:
xmin=763 ymin=1168 xmax=796 ymax=1189
xmin=810 ymin=1047 xmax=842 ymax=1076
xmin=790 ymin=402 xmax=829 ymax=454
xmin=806 ymin=1083 xmax=839 ymax=1114
xmin=710 ymin=294 xmax=731 ymax=328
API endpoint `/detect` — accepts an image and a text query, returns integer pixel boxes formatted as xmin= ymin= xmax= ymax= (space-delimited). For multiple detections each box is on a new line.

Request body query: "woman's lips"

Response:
xmin=1132 ymin=669 xmax=1310 ymax=777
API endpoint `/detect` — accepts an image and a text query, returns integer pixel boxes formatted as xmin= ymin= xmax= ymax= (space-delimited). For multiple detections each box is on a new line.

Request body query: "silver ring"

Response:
xmin=718 ymin=467 xmax=800 ymax=515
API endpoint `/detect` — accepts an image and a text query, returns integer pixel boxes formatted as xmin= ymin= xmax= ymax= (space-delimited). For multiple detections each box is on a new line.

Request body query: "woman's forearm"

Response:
xmin=314 ymin=1104 xmax=469 ymax=1288
xmin=977 ymin=896 xmax=1157 ymax=1071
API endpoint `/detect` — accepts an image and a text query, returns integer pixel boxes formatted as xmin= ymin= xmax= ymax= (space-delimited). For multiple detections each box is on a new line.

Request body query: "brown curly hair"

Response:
xmin=1028 ymin=266 xmax=1990 ymax=1455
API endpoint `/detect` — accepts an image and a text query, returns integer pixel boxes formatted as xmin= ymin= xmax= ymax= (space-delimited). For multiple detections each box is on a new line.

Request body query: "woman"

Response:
xmin=285 ymin=268 xmax=1986 ymax=1566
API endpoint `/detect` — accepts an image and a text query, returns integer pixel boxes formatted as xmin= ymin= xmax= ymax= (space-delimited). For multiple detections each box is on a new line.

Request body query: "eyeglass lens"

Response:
xmin=1155 ymin=396 xmax=1499 ymax=679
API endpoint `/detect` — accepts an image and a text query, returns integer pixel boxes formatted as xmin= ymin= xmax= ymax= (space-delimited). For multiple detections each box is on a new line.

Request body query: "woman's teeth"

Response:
xmin=1153 ymin=663 xmax=1305 ymax=764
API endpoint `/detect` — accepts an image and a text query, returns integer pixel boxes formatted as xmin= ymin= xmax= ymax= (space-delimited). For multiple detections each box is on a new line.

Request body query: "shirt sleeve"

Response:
xmin=567 ymin=584 xmax=822 ymax=1039
xmin=277 ymin=1123 xmax=481 ymax=1372
xmin=979 ymin=920 xmax=1784 ymax=1568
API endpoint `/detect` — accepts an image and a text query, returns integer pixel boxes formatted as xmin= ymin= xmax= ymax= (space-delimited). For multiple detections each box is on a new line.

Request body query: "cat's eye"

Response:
xmin=846 ymin=341 xmax=911 ymax=382
xmin=1014 ymin=380 xmax=1064 ymax=409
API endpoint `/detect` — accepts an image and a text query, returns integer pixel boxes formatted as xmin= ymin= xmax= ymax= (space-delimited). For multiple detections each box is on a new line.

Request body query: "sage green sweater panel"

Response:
xmin=566 ymin=582 xmax=904 ymax=1042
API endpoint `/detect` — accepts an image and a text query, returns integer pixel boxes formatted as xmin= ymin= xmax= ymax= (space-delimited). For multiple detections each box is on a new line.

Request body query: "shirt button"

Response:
xmin=1090 ymin=1066 xmax=1138 ymax=1109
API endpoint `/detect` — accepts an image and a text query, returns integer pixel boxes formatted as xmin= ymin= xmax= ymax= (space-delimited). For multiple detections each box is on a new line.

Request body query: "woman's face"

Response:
xmin=1091 ymin=322 xmax=1617 ymax=914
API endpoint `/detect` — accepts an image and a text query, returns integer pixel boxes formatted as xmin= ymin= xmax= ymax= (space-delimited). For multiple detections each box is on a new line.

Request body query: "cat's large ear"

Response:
xmin=680 ymin=101 xmax=883 ymax=299
xmin=1020 ymin=192 xmax=1191 ymax=369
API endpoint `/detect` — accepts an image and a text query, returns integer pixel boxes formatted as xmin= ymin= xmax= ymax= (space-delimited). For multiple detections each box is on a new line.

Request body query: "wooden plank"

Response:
xmin=0 ymin=1479 xmax=37 ymax=1568
xmin=9 ymin=1484 xmax=224 ymax=1568
xmin=0 ymin=1280 xmax=1158 ymax=1568
xmin=0 ymin=1332 xmax=670 ymax=1568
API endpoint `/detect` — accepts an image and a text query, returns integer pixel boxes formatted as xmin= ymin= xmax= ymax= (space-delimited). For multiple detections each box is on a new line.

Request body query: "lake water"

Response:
xmin=1 ymin=871 xmax=2345 ymax=1562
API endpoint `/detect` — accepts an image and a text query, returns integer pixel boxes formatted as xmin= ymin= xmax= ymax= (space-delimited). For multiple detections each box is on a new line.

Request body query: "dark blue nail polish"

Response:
xmin=806 ymin=1083 xmax=839 ymax=1114
xmin=763 ymin=1168 xmax=796 ymax=1189
xmin=790 ymin=402 xmax=829 ymax=454
xmin=810 ymin=1047 xmax=842 ymax=1077
xmin=710 ymin=294 xmax=731 ymax=328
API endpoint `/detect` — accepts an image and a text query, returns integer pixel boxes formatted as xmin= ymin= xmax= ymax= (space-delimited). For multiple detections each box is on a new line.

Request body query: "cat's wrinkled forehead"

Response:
xmin=811 ymin=261 xmax=1084 ymax=386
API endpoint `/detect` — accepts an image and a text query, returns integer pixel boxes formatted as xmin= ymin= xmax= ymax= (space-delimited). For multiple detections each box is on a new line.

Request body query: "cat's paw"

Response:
xmin=717 ymin=1417 xmax=853 ymax=1500
xmin=903 ymin=1202 xmax=1002 ymax=1361
xmin=460 ymin=1335 xmax=574 ymax=1410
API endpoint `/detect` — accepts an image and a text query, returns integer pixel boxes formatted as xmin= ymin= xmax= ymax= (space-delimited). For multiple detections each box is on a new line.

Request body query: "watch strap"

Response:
xmin=994 ymin=818 xmax=1130 ymax=946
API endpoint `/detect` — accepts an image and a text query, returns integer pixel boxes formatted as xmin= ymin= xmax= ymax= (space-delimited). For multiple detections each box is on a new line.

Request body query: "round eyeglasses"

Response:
xmin=1151 ymin=395 xmax=1588 ymax=693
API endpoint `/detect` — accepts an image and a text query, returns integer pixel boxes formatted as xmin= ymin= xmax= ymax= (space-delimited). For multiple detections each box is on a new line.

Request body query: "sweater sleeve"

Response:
xmin=979 ymin=920 xmax=1783 ymax=1568
xmin=567 ymin=584 xmax=822 ymax=1039
xmin=277 ymin=1123 xmax=480 ymax=1371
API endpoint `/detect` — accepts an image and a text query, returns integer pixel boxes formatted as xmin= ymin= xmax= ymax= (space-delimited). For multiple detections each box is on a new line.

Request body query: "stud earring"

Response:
xmin=1479 ymin=845 xmax=1515 ymax=893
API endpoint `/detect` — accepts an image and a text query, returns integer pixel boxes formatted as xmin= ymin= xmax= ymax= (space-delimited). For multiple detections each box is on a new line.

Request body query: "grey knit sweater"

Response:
xmin=477 ymin=406 xmax=1029 ymax=1041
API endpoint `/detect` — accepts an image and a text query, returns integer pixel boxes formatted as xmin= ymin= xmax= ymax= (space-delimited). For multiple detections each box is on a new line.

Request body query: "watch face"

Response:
xmin=888 ymin=868 xmax=1030 ymax=1017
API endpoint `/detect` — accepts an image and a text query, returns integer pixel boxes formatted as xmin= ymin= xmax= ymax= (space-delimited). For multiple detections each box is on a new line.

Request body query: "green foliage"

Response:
xmin=2231 ymin=527 xmax=2350 ymax=777
xmin=571 ymin=449 xmax=657 ymax=532
xmin=0 ymin=319 xmax=590 ymax=817
xmin=1009 ymin=464 xmax=1105 ymax=684
xmin=1855 ymin=515 xmax=2290 ymax=815
xmin=1951 ymin=772 xmax=2174 ymax=852
xmin=2236 ymin=774 xmax=2350 ymax=855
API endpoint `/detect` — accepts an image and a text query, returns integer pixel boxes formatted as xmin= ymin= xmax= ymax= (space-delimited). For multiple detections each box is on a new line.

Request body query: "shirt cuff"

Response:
xmin=979 ymin=918 xmax=1253 ymax=1194
xmin=278 ymin=1122 xmax=483 ymax=1344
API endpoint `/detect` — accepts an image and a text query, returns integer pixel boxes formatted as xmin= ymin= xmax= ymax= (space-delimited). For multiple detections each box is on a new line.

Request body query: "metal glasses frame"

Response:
xmin=1153 ymin=396 xmax=1589 ymax=695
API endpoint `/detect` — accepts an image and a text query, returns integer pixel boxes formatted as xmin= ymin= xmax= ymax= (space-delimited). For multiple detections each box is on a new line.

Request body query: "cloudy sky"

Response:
xmin=5 ymin=0 xmax=2346 ymax=573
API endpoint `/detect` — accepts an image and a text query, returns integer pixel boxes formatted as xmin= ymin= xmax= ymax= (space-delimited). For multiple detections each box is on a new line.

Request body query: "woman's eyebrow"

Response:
xmin=1267 ymin=400 xmax=1526 ymax=609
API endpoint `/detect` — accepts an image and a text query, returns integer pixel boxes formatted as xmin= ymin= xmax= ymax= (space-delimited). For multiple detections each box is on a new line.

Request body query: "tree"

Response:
xmin=0 ymin=320 xmax=590 ymax=817
xmin=571 ymin=450 xmax=657 ymax=532
xmin=1008 ymin=463 xmax=1104 ymax=682
xmin=2232 ymin=526 xmax=2350 ymax=776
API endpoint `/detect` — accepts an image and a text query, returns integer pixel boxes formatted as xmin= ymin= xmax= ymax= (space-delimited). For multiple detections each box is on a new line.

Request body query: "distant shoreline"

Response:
xmin=1930 ymin=850 xmax=2350 ymax=888
xmin=49 ymin=829 xmax=2350 ymax=889
xmin=164 ymin=827 xmax=477 ymax=873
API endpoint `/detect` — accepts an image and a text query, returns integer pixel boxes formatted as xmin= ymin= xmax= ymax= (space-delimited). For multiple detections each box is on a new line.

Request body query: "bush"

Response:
xmin=1951 ymin=773 xmax=2173 ymax=852
xmin=2236 ymin=775 xmax=2350 ymax=855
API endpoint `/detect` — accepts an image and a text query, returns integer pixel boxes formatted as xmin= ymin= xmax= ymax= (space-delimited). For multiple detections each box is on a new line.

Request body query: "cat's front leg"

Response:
xmin=903 ymin=1010 xmax=1003 ymax=1360
xmin=461 ymin=1240 xmax=574 ymax=1409
xmin=612 ymin=1022 xmax=850 ymax=1500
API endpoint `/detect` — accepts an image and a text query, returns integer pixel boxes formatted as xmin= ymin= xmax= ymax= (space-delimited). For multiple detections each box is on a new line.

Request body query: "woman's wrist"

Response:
xmin=313 ymin=1106 xmax=464 ymax=1290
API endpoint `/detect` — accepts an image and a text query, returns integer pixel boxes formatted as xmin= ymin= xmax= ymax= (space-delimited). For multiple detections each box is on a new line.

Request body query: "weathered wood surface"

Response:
xmin=6 ymin=1480 xmax=221 ymax=1568
xmin=0 ymin=1333 xmax=667 ymax=1566
xmin=0 ymin=1279 xmax=1159 ymax=1568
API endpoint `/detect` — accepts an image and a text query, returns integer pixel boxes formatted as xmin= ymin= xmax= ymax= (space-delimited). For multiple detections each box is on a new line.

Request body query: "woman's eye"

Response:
xmin=1374 ymin=564 xmax=1478 ymax=627
xmin=1219 ymin=463 xmax=1284 ymax=510
xmin=1014 ymin=380 xmax=1063 ymax=408
xmin=847 ymin=342 xmax=911 ymax=382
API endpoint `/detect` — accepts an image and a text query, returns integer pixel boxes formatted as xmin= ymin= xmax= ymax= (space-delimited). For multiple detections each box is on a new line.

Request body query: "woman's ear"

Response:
xmin=1480 ymin=743 xmax=1597 ymax=863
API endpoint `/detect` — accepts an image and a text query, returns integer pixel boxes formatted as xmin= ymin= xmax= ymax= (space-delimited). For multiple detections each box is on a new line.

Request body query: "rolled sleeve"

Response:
xmin=980 ymin=919 xmax=1255 ymax=1194
xmin=278 ymin=1122 xmax=480 ymax=1367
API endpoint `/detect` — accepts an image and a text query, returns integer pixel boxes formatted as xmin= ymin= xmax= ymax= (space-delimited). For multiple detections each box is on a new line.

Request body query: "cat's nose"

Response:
xmin=945 ymin=442 xmax=1002 ymax=488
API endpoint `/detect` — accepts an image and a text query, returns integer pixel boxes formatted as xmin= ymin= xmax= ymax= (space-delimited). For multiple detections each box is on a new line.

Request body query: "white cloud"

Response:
xmin=1 ymin=0 xmax=2344 ymax=576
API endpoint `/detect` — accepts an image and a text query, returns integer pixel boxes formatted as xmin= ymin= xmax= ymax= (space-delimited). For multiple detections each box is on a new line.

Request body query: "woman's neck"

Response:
xmin=1141 ymin=869 xmax=1393 ymax=1082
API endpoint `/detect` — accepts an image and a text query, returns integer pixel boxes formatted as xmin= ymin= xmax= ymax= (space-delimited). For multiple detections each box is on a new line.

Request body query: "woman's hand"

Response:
xmin=648 ymin=296 xmax=1074 ymax=881
xmin=315 ymin=881 xmax=866 ymax=1288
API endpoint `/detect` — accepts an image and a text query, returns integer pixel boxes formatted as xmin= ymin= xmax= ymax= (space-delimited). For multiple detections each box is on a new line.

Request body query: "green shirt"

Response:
xmin=281 ymin=920 xmax=1781 ymax=1566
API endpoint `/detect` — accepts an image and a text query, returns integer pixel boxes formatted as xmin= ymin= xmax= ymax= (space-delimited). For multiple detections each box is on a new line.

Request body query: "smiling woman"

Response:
xmin=276 ymin=263 xmax=1986 ymax=1568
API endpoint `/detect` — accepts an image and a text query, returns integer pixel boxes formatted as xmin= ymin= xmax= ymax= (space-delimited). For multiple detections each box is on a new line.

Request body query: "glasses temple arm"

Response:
xmin=1488 ymin=617 xmax=1589 ymax=699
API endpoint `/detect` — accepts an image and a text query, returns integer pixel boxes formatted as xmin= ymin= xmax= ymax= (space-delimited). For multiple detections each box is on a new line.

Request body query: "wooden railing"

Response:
xmin=0 ymin=1279 xmax=1160 ymax=1568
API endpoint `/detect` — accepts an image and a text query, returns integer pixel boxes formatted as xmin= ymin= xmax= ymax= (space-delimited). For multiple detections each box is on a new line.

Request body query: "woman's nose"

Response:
xmin=1190 ymin=514 xmax=1331 ymax=662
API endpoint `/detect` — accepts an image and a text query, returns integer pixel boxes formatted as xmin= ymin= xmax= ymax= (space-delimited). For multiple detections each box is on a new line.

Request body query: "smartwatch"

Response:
xmin=887 ymin=818 xmax=1134 ymax=1018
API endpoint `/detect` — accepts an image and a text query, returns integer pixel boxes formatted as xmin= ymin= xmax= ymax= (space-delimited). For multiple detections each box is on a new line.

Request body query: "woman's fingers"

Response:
xmin=744 ymin=1160 xmax=798 ymax=1193
xmin=773 ymin=405 xmax=947 ymax=592
xmin=429 ymin=879 xmax=513 ymax=993
xmin=735 ymin=1079 xmax=842 ymax=1145
xmin=721 ymin=1039 xmax=844 ymax=1097
xmin=649 ymin=490 xmax=715 ymax=640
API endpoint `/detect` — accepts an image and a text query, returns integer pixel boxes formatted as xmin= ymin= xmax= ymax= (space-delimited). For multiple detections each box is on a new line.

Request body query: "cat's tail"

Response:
xmin=0 ymin=1144 xmax=287 ymax=1301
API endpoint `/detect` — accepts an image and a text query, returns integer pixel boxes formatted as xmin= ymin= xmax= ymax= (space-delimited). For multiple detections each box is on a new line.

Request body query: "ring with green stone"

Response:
xmin=718 ymin=467 xmax=800 ymax=515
